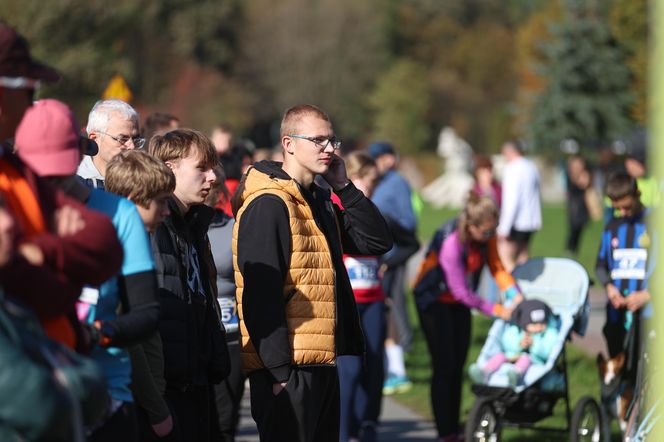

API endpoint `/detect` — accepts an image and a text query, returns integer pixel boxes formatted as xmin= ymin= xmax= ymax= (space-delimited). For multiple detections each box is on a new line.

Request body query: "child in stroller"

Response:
xmin=469 ymin=299 xmax=560 ymax=387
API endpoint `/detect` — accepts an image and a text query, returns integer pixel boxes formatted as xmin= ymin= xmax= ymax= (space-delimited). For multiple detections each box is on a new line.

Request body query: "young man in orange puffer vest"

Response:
xmin=232 ymin=104 xmax=392 ymax=442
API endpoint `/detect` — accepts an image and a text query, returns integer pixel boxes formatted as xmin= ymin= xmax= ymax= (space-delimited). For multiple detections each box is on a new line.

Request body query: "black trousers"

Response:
xmin=89 ymin=401 xmax=138 ymax=442
xmin=249 ymin=366 xmax=340 ymax=442
xmin=214 ymin=341 xmax=246 ymax=442
xmin=566 ymin=221 xmax=587 ymax=254
xmin=418 ymin=303 xmax=471 ymax=438
xmin=164 ymin=385 xmax=219 ymax=442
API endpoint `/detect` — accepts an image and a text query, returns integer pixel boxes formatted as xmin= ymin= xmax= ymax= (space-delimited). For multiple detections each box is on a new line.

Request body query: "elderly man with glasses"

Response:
xmin=78 ymin=99 xmax=145 ymax=189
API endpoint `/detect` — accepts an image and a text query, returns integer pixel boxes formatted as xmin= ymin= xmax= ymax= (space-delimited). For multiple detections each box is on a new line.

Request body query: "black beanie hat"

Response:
xmin=510 ymin=299 xmax=552 ymax=330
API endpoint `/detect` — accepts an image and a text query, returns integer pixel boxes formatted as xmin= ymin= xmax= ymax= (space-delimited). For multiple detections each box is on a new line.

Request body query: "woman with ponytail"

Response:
xmin=413 ymin=191 xmax=523 ymax=442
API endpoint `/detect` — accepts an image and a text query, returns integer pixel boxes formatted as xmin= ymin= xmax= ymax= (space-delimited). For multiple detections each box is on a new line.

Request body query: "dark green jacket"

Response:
xmin=0 ymin=291 xmax=108 ymax=441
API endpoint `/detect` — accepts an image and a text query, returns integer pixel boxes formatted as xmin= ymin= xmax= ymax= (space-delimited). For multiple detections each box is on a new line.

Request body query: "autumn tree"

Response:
xmin=394 ymin=1 xmax=519 ymax=151
xmin=2 ymin=0 xmax=243 ymax=125
xmin=609 ymin=0 xmax=647 ymax=124
xmin=529 ymin=0 xmax=633 ymax=151
xmin=369 ymin=58 xmax=431 ymax=153
xmin=237 ymin=0 xmax=390 ymax=141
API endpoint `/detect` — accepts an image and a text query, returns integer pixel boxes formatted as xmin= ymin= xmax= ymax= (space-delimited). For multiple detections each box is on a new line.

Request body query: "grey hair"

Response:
xmin=86 ymin=99 xmax=139 ymax=134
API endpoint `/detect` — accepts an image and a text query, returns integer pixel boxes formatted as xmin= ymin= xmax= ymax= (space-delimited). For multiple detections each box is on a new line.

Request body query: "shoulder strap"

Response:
xmin=428 ymin=217 xmax=459 ymax=254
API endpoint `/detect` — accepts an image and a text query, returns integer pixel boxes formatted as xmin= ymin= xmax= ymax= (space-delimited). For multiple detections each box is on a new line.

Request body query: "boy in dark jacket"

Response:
xmin=148 ymin=129 xmax=230 ymax=442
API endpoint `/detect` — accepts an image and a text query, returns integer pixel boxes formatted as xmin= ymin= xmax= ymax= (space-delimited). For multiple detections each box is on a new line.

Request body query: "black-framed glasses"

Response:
xmin=289 ymin=134 xmax=342 ymax=150
xmin=98 ymin=131 xmax=145 ymax=149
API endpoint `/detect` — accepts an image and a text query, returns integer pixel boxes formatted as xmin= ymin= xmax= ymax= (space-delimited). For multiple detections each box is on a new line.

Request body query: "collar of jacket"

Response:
xmin=166 ymin=197 xmax=215 ymax=239
xmin=234 ymin=160 xmax=331 ymax=214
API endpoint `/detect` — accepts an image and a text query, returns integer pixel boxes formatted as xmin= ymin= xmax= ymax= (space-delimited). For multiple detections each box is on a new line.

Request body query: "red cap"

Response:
xmin=15 ymin=99 xmax=81 ymax=176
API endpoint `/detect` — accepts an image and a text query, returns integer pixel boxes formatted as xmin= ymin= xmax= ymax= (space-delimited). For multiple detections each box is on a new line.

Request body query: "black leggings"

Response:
xmin=418 ymin=303 xmax=471 ymax=438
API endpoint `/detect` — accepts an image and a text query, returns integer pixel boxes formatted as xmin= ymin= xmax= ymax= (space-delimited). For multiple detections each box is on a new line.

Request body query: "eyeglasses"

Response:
xmin=289 ymin=134 xmax=342 ymax=150
xmin=98 ymin=131 xmax=145 ymax=149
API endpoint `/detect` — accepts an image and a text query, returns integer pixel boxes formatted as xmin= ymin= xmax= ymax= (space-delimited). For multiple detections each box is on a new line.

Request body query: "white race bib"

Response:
xmin=344 ymin=256 xmax=380 ymax=290
xmin=611 ymin=248 xmax=648 ymax=280
xmin=79 ymin=286 xmax=100 ymax=305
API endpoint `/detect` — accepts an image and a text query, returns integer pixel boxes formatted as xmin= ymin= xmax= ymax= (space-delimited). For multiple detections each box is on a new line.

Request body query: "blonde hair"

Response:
xmin=105 ymin=150 xmax=175 ymax=208
xmin=345 ymin=151 xmax=376 ymax=179
xmin=459 ymin=191 xmax=499 ymax=242
xmin=148 ymin=128 xmax=217 ymax=169
xmin=280 ymin=104 xmax=331 ymax=138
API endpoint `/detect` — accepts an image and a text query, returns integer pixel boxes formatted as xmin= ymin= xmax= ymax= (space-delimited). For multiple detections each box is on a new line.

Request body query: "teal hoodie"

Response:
xmin=499 ymin=317 xmax=559 ymax=364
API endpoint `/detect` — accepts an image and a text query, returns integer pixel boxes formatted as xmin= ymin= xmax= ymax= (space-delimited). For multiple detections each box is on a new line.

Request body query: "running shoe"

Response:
xmin=382 ymin=375 xmax=413 ymax=395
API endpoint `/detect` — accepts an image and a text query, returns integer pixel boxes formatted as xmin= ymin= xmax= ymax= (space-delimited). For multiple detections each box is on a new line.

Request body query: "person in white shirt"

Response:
xmin=496 ymin=140 xmax=542 ymax=272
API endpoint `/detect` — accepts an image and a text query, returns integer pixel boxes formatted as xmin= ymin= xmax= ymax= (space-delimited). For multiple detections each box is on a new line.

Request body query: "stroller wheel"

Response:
xmin=570 ymin=396 xmax=602 ymax=442
xmin=465 ymin=398 xmax=501 ymax=442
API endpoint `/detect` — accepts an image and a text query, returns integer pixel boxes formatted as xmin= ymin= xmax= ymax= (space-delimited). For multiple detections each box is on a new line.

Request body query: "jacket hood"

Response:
xmin=232 ymin=160 xmax=308 ymax=217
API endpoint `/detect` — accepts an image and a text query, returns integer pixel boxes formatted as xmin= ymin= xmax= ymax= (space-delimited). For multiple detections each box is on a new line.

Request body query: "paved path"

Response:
xmin=235 ymin=387 xmax=437 ymax=441
xmin=570 ymin=286 xmax=607 ymax=357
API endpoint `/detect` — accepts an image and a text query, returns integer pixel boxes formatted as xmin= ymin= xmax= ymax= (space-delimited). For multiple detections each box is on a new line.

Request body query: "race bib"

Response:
xmin=345 ymin=256 xmax=381 ymax=290
xmin=217 ymin=297 xmax=238 ymax=333
xmin=611 ymin=248 xmax=648 ymax=280
xmin=76 ymin=286 xmax=100 ymax=321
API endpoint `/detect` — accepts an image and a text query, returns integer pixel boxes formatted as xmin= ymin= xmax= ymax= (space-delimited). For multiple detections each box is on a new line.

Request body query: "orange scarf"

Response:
xmin=0 ymin=159 xmax=75 ymax=348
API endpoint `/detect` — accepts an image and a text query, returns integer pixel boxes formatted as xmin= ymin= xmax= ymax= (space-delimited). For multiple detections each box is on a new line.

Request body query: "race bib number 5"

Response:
xmin=217 ymin=297 xmax=238 ymax=333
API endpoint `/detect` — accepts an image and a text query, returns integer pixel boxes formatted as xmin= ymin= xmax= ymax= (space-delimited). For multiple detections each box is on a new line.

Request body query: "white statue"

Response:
xmin=421 ymin=127 xmax=475 ymax=209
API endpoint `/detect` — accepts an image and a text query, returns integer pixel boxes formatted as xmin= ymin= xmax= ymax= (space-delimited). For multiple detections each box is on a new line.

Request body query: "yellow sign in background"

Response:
xmin=102 ymin=74 xmax=133 ymax=103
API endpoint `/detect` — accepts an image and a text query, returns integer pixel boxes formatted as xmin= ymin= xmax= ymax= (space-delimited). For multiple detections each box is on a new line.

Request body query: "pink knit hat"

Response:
xmin=15 ymin=99 xmax=81 ymax=176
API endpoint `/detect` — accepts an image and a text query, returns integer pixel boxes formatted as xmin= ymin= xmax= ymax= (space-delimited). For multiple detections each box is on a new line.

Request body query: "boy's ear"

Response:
xmin=126 ymin=194 xmax=135 ymax=203
xmin=165 ymin=161 xmax=175 ymax=171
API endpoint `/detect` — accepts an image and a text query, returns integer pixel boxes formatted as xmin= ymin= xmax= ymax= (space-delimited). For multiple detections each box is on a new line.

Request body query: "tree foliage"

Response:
xmin=369 ymin=58 xmax=431 ymax=153
xmin=2 ymin=0 xmax=242 ymax=123
xmin=0 ymin=0 xmax=647 ymax=153
xmin=394 ymin=2 xmax=518 ymax=151
xmin=609 ymin=0 xmax=647 ymax=124
xmin=237 ymin=0 xmax=390 ymax=140
xmin=529 ymin=0 xmax=633 ymax=151
xmin=511 ymin=1 xmax=561 ymax=138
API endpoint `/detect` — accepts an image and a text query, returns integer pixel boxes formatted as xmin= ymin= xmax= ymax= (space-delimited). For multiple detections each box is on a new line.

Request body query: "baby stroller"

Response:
xmin=465 ymin=257 xmax=602 ymax=441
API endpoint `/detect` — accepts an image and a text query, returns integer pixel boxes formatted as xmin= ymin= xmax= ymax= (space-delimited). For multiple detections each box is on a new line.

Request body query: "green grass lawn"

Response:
xmin=392 ymin=202 xmax=615 ymax=440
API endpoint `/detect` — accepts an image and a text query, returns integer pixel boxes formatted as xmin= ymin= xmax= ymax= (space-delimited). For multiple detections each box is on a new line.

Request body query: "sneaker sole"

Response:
xmin=393 ymin=382 xmax=413 ymax=394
